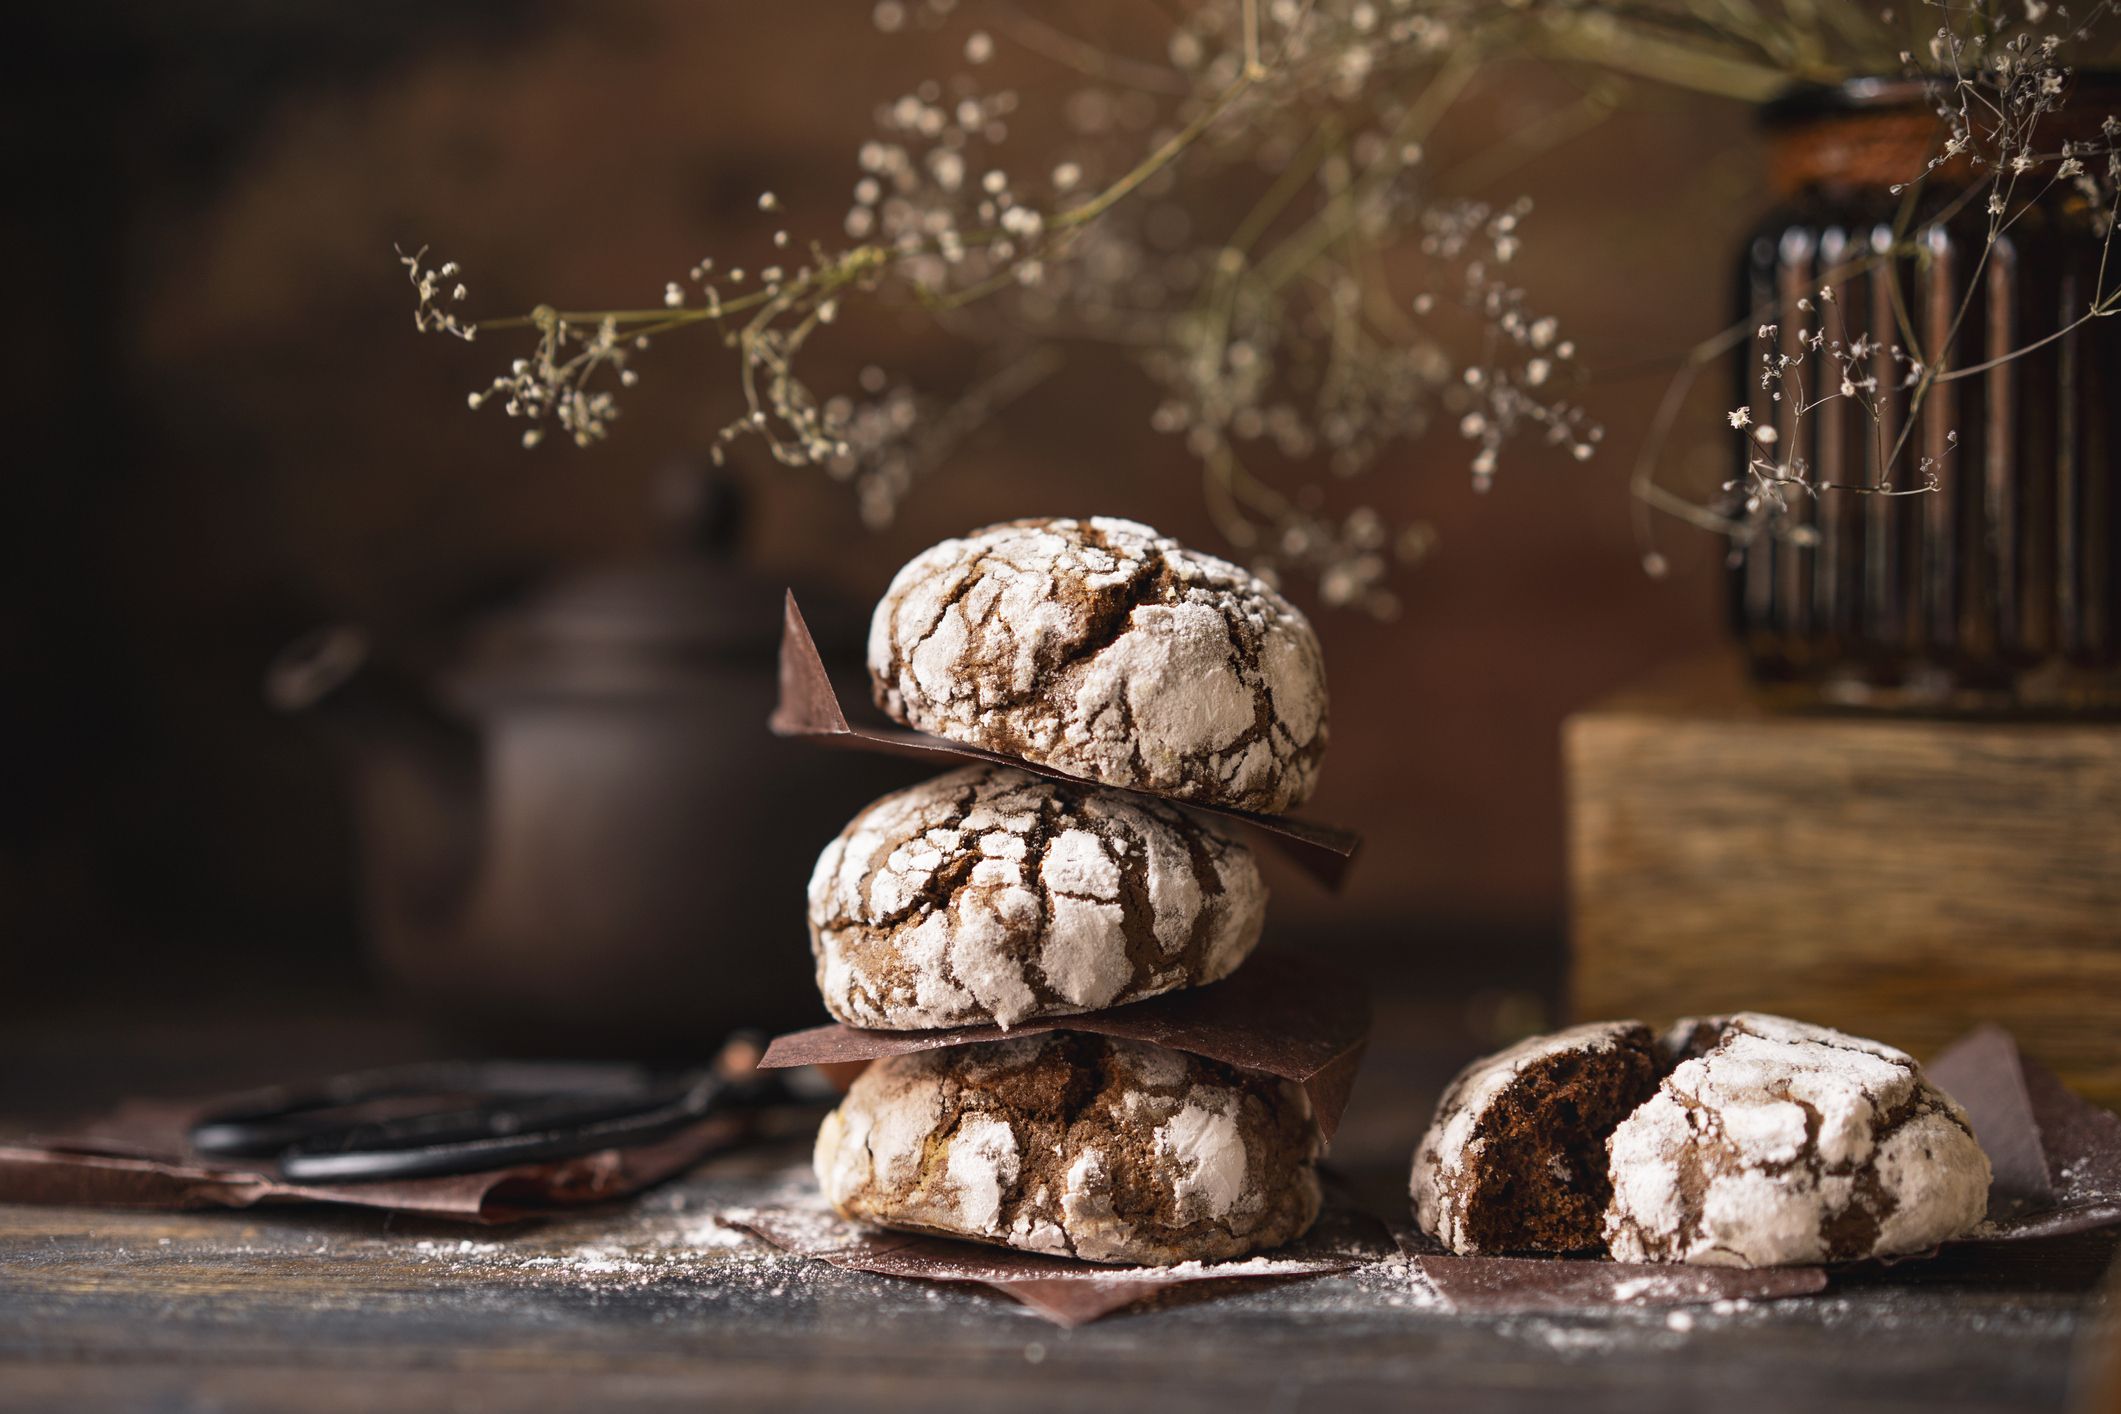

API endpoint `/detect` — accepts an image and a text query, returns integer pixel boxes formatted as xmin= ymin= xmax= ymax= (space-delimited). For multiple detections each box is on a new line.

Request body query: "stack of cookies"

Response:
xmin=798 ymin=517 xmax=1334 ymax=1265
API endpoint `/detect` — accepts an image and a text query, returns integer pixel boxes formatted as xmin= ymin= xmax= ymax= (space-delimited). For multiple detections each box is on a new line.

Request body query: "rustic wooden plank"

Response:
xmin=1567 ymin=658 xmax=2121 ymax=1103
xmin=2 ymin=1003 xmax=2114 ymax=1413
xmin=0 ymin=1142 xmax=2113 ymax=1414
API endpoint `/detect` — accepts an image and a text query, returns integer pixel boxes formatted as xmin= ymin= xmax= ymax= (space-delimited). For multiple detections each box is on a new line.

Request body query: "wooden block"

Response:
xmin=1567 ymin=657 xmax=2121 ymax=1105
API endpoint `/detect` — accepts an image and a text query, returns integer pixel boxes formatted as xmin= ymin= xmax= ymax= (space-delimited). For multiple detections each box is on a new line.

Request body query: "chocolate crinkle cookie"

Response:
xmin=814 ymin=1033 xmax=1322 ymax=1265
xmin=1411 ymin=1022 xmax=1666 ymax=1255
xmin=1412 ymin=1013 xmax=1992 ymax=1266
xmin=808 ymin=764 xmax=1266 ymax=1030
xmin=1603 ymin=1013 xmax=1992 ymax=1267
xmin=867 ymin=517 xmax=1329 ymax=815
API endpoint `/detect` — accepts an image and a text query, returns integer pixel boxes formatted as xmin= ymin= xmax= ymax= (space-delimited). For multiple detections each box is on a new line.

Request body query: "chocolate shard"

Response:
xmin=758 ymin=953 xmax=1371 ymax=1141
xmin=1929 ymin=1026 xmax=2121 ymax=1241
xmin=1927 ymin=1024 xmax=2056 ymax=1218
xmin=769 ymin=591 xmax=1363 ymax=888
xmin=728 ymin=1189 xmax=1390 ymax=1328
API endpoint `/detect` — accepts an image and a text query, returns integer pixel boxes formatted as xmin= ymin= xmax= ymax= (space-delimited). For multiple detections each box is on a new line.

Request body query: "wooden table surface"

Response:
xmin=2 ymin=1000 xmax=2117 ymax=1414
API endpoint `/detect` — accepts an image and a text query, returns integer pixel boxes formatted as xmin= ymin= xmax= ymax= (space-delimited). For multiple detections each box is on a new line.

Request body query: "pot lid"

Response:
xmin=454 ymin=468 xmax=794 ymax=698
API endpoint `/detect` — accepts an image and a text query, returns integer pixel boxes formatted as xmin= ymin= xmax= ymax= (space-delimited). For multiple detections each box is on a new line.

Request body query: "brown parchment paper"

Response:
xmin=1928 ymin=1024 xmax=2121 ymax=1242
xmin=726 ymin=1187 xmax=1392 ymax=1328
xmin=768 ymin=591 xmax=1363 ymax=887
xmin=759 ymin=953 xmax=1370 ymax=1142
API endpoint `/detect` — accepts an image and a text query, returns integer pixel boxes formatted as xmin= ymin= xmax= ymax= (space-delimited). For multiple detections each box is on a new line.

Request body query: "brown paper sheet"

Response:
xmin=768 ymin=591 xmax=1363 ymax=888
xmin=1928 ymin=1024 xmax=2121 ymax=1241
xmin=727 ymin=1189 xmax=1391 ymax=1328
xmin=0 ymin=1097 xmax=747 ymax=1225
xmin=758 ymin=953 xmax=1369 ymax=1142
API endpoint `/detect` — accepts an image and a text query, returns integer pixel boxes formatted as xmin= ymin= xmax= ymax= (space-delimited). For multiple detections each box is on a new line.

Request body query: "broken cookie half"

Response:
xmin=1412 ymin=1021 xmax=1665 ymax=1256
xmin=1412 ymin=1013 xmax=1993 ymax=1267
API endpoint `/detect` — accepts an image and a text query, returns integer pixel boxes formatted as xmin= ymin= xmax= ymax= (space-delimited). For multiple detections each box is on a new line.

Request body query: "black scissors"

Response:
xmin=186 ymin=1037 xmax=827 ymax=1183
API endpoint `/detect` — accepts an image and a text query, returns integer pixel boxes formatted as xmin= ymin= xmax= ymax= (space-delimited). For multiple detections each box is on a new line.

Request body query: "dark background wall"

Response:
xmin=2 ymin=3 xmax=1756 ymax=1030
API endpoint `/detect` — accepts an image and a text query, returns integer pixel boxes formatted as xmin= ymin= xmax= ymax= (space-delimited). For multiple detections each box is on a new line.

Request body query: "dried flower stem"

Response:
xmin=407 ymin=0 xmax=2121 ymax=609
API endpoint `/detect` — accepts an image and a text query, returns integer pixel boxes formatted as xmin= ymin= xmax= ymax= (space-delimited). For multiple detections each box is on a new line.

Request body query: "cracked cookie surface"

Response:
xmin=814 ymin=1032 xmax=1322 ymax=1265
xmin=808 ymin=763 xmax=1266 ymax=1031
xmin=867 ymin=517 xmax=1328 ymax=814
xmin=1603 ymin=1013 xmax=1991 ymax=1267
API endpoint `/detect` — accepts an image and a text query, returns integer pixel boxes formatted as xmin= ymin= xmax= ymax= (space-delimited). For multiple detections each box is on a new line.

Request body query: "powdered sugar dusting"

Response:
xmin=1605 ymin=1013 xmax=1991 ymax=1266
xmin=1157 ymin=1092 xmax=1250 ymax=1221
xmin=944 ymin=1114 xmax=1020 ymax=1235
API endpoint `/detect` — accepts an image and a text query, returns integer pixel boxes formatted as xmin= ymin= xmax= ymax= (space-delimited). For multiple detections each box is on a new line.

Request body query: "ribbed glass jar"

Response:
xmin=1731 ymin=78 xmax=2121 ymax=712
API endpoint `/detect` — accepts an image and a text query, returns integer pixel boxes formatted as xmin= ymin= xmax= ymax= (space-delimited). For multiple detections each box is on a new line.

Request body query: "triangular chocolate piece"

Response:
xmin=770 ymin=591 xmax=1362 ymax=887
xmin=759 ymin=954 xmax=1369 ymax=1141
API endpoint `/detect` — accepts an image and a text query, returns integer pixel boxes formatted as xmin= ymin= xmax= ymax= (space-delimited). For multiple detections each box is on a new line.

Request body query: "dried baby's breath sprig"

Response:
xmin=399 ymin=245 xmax=476 ymax=342
xmin=1632 ymin=0 xmax=2121 ymax=567
xmin=1423 ymin=198 xmax=1601 ymax=489
xmin=442 ymin=242 xmax=895 ymax=461
xmin=407 ymin=0 xmax=1607 ymax=614
xmin=985 ymin=15 xmax=1605 ymax=608
xmin=471 ymin=310 xmax=630 ymax=450
xmin=1718 ymin=310 xmax=1947 ymax=546
xmin=406 ymin=1 xmax=2121 ymax=606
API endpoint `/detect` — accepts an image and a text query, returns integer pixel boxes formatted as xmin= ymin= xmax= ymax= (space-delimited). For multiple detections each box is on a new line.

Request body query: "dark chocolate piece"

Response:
xmin=769 ymin=592 xmax=1362 ymax=888
xmin=1929 ymin=1025 xmax=2121 ymax=1240
xmin=758 ymin=952 xmax=1369 ymax=1141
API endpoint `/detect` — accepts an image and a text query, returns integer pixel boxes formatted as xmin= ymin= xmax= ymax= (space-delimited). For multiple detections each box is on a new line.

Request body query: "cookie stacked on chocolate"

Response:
xmin=798 ymin=517 xmax=1335 ymax=1265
